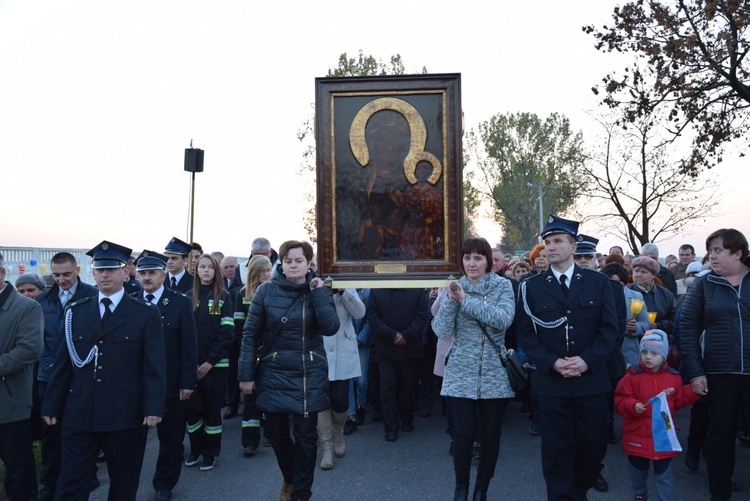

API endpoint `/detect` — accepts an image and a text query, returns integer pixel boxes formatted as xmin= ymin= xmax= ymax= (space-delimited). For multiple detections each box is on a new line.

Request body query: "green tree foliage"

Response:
xmin=297 ymin=51 xmax=427 ymax=242
xmin=584 ymin=1 xmax=750 ymax=176
xmin=467 ymin=112 xmax=587 ymax=253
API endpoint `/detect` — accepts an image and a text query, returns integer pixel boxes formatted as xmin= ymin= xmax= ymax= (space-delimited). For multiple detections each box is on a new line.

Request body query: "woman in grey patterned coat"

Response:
xmin=432 ymin=237 xmax=516 ymax=501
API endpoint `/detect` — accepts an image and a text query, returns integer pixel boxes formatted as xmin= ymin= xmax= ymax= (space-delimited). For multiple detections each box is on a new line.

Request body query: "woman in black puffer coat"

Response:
xmin=679 ymin=228 xmax=750 ymax=501
xmin=238 ymin=240 xmax=339 ymax=501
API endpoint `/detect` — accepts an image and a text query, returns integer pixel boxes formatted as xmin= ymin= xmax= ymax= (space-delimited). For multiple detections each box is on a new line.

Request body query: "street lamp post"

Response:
xmin=527 ymin=181 xmax=544 ymax=241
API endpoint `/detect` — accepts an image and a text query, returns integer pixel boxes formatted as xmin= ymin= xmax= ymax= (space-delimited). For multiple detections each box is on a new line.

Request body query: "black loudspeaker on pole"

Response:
xmin=184 ymin=147 xmax=204 ymax=172
xmin=185 ymin=141 xmax=204 ymax=243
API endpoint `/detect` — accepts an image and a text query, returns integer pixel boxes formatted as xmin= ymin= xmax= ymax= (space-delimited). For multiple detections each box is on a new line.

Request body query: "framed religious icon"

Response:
xmin=315 ymin=73 xmax=463 ymax=287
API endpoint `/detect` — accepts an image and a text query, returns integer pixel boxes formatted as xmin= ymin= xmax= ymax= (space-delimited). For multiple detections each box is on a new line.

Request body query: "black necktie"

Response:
xmin=171 ymin=276 xmax=177 ymax=289
xmin=146 ymin=294 xmax=155 ymax=304
xmin=101 ymin=297 xmax=113 ymax=326
xmin=560 ymin=274 xmax=569 ymax=295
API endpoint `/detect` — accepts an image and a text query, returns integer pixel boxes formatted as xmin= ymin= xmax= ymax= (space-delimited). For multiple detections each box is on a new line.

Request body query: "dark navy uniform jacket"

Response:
xmin=169 ymin=272 xmax=194 ymax=294
xmin=516 ymin=266 xmax=619 ymax=398
xmin=42 ymin=294 xmax=166 ymax=432
xmin=134 ymin=287 xmax=197 ymax=399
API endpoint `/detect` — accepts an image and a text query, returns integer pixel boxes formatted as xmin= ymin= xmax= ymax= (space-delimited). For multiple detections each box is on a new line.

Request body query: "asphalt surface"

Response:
xmin=88 ymin=399 xmax=750 ymax=500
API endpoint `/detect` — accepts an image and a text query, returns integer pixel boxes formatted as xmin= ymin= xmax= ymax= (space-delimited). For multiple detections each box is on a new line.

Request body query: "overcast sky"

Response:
xmin=1 ymin=0 xmax=744 ymax=259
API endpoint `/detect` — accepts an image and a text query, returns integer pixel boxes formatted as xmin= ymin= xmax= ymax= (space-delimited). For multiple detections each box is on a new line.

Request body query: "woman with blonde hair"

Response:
xmin=317 ymin=288 xmax=365 ymax=470
xmin=233 ymin=255 xmax=272 ymax=457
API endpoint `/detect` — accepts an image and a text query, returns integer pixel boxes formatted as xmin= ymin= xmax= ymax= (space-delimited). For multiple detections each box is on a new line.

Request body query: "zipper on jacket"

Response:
xmin=2 ymin=376 xmax=12 ymax=397
xmin=477 ymin=333 xmax=485 ymax=399
xmin=261 ymin=352 xmax=277 ymax=362
xmin=476 ymin=294 xmax=488 ymax=399
xmin=301 ymin=296 xmax=308 ymax=418
xmin=710 ymin=273 xmax=748 ymax=373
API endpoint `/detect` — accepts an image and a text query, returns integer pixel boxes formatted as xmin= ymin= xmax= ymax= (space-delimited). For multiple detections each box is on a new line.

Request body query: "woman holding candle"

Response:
xmin=601 ymin=263 xmax=650 ymax=368
xmin=627 ymin=256 xmax=677 ymax=336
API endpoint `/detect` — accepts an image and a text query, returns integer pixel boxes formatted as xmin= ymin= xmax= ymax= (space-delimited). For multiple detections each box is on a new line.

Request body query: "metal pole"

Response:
xmin=189 ymin=171 xmax=195 ymax=243
xmin=537 ymin=182 xmax=544 ymax=239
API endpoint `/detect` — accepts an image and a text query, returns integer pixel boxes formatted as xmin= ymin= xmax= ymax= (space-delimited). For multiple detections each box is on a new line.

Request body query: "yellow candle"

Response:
xmin=648 ymin=311 xmax=657 ymax=324
xmin=630 ymin=299 xmax=644 ymax=316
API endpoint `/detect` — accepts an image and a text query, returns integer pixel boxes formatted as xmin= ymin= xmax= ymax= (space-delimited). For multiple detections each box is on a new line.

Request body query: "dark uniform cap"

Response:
xmin=164 ymin=237 xmax=190 ymax=256
xmin=135 ymin=250 xmax=168 ymax=271
xmin=575 ymin=234 xmax=599 ymax=255
xmin=86 ymin=241 xmax=131 ymax=269
xmin=541 ymin=215 xmax=579 ymax=239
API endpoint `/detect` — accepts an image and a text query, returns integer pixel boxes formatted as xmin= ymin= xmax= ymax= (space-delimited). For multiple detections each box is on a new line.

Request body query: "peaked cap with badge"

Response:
xmin=164 ymin=237 xmax=191 ymax=257
xmin=135 ymin=249 xmax=168 ymax=271
xmin=86 ymin=241 xmax=132 ymax=269
xmin=574 ymin=234 xmax=599 ymax=255
xmin=541 ymin=215 xmax=579 ymax=239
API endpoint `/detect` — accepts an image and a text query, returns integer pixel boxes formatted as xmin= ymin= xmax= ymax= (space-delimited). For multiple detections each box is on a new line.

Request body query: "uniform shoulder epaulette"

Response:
xmin=666 ymin=367 xmax=680 ymax=375
xmin=173 ymin=290 xmax=190 ymax=300
xmin=526 ymin=272 xmax=546 ymax=281
xmin=67 ymin=296 xmax=93 ymax=309
xmin=578 ymin=267 xmax=601 ymax=276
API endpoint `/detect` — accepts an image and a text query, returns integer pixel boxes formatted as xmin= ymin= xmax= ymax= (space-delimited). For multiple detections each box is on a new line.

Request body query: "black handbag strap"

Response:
xmin=258 ymin=292 xmax=305 ymax=361
xmin=474 ymin=319 xmax=508 ymax=363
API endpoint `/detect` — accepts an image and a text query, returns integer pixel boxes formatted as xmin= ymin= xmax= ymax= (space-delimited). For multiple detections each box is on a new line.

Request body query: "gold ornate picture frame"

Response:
xmin=315 ymin=74 xmax=463 ymax=287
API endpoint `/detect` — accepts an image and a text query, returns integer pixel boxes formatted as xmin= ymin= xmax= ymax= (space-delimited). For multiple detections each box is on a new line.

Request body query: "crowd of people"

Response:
xmin=0 ymin=223 xmax=748 ymax=501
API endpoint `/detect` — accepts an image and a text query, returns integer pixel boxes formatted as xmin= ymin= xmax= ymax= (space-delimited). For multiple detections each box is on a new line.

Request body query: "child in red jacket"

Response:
xmin=615 ymin=330 xmax=699 ymax=501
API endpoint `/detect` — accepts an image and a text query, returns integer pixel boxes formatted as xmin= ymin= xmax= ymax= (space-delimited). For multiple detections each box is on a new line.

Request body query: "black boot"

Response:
xmin=453 ymin=485 xmax=469 ymax=501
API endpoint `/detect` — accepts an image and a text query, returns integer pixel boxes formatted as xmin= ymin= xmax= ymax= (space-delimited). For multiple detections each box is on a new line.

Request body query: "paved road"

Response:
xmin=89 ymin=400 xmax=750 ymax=500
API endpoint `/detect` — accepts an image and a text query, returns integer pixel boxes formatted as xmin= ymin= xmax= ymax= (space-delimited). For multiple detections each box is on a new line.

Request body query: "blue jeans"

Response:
xmin=628 ymin=455 xmax=673 ymax=501
xmin=348 ymin=345 xmax=369 ymax=415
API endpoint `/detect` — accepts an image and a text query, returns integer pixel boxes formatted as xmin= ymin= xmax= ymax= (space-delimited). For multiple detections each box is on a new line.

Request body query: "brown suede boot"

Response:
xmin=332 ymin=410 xmax=348 ymax=457
xmin=280 ymin=481 xmax=293 ymax=501
xmin=317 ymin=409 xmax=334 ymax=470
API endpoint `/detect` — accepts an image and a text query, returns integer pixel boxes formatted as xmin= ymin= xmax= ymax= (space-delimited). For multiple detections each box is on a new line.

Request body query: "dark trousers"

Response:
xmin=705 ymin=373 xmax=750 ymax=500
xmin=367 ymin=348 xmax=380 ymax=416
xmin=226 ymin=336 xmax=241 ymax=409
xmin=687 ymin=396 xmax=709 ymax=458
xmin=378 ymin=358 xmax=418 ymax=433
xmin=241 ymin=392 xmax=261 ymax=449
xmin=39 ymin=381 xmax=63 ymax=493
xmin=266 ymin=412 xmax=318 ymax=501
xmin=0 ymin=418 xmax=38 ymax=501
xmin=450 ymin=397 xmax=509 ymax=491
xmin=56 ymin=426 xmax=148 ymax=501
xmin=153 ymin=397 xmax=186 ymax=492
xmin=329 ymin=379 xmax=350 ymax=414
xmin=418 ymin=335 xmax=437 ymax=416
xmin=538 ymin=392 xmax=608 ymax=501
xmin=186 ymin=367 xmax=227 ymax=457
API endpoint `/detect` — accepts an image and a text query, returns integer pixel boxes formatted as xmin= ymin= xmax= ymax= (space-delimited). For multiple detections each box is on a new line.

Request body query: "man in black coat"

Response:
xmin=367 ymin=288 xmax=429 ymax=442
xmin=42 ymin=241 xmax=166 ymax=501
xmin=516 ymin=217 xmax=619 ymax=501
xmin=36 ymin=252 xmax=99 ymax=500
xmin=164 ymin=237 xmax=194 ymax=294
xmin=135 ymin=250 xmax=198 ymax=501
